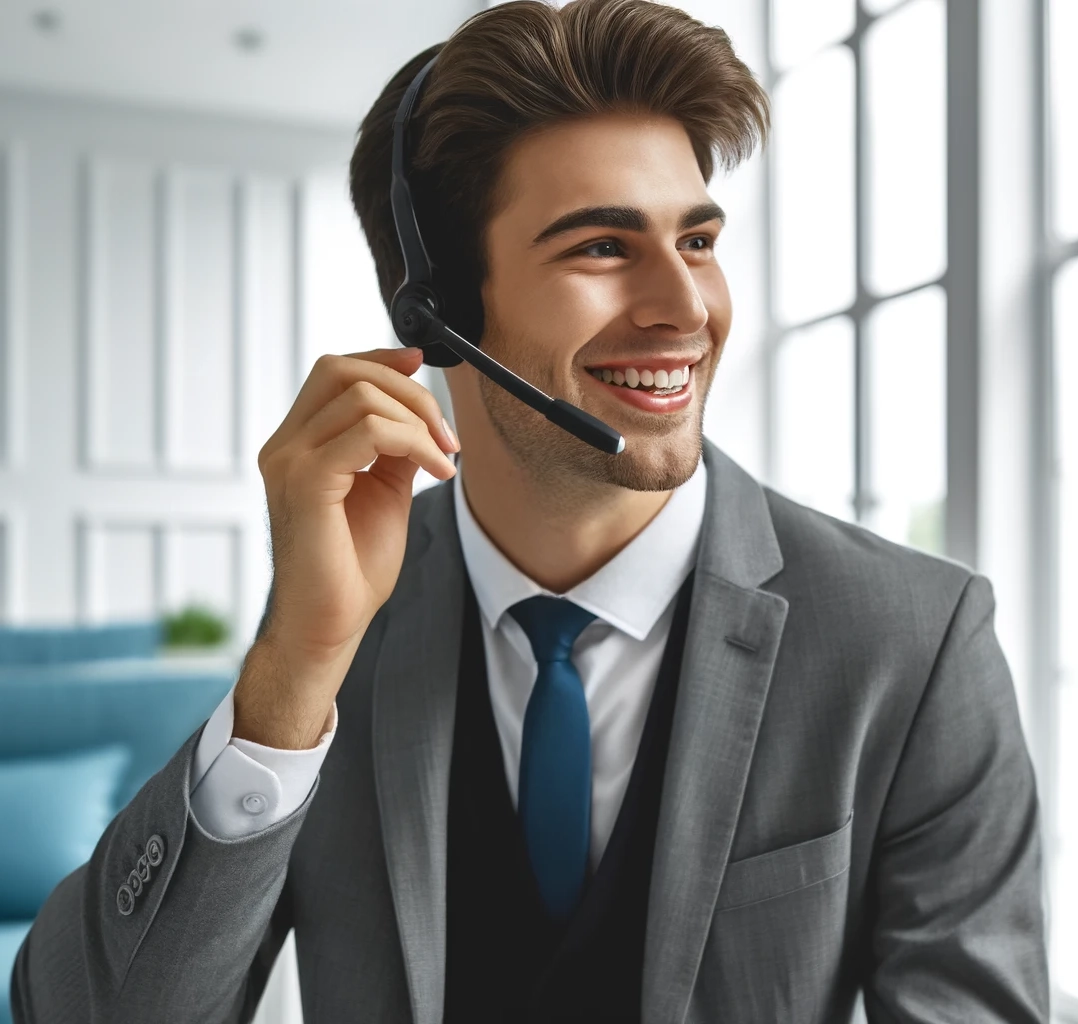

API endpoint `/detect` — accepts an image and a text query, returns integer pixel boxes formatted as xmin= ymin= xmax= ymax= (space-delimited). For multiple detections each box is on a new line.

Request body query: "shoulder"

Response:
xmin=759 ymin=486 xmax=983 ymax=652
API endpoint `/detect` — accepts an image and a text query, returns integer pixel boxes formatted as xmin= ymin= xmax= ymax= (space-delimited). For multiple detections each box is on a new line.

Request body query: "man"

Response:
xmin=12 ymin=0 xmax=1049 ymax=1021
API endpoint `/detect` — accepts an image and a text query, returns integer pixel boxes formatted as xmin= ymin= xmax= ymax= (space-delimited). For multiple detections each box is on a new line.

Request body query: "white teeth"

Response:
xmin=588 ymin=364 xmax=693 ymax=393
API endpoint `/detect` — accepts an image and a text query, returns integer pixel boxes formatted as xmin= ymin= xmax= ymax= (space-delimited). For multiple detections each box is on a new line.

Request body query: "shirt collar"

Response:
xmin=452 ymin=455 xmax=707 ymax=641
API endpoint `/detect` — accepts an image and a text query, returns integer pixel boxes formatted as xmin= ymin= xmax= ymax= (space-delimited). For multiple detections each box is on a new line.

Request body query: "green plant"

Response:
xmin=162 ymin=603 xmax=230 ymax=647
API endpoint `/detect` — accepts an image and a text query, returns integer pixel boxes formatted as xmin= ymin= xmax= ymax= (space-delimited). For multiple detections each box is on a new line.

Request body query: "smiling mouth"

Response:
xmin=586 ymin=364 xmax=693 ymax=396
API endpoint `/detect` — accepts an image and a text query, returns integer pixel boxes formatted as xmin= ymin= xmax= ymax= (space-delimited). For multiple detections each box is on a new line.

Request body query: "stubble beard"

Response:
xmin=475 ymin=323 xmax=710 ymax=497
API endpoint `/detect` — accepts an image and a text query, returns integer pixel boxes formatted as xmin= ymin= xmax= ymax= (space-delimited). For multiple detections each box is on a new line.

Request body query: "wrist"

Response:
xmin=233 ymin=636 xmax=352 ymax=749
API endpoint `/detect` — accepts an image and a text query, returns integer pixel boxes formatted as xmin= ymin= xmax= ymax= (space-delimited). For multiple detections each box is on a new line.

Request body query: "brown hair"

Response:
xmin=349 ymin=0 xmax=770 ymax=345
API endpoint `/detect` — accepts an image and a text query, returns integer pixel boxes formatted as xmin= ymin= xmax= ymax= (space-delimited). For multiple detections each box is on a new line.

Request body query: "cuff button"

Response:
xmin=242 ymin=793 xmax=267 ymax=815
xmin=117 ymin=883 xmax=135 ymax=916
xmin=146 ymin=834 xmax=165 ymax=867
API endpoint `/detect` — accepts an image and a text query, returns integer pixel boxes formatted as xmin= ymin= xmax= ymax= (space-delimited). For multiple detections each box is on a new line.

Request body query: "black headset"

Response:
xmin=387 ymin=55 xmax=625 ymax=456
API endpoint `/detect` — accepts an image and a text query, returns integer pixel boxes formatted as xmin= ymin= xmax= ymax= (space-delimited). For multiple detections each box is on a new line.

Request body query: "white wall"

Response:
xmin=0 ymin=88 xmax=396 ymax=651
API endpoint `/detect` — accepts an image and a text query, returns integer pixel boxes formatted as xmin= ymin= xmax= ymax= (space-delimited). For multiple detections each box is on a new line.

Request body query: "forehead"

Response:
xmin=491 ymin=112 xmax=710 ymax=233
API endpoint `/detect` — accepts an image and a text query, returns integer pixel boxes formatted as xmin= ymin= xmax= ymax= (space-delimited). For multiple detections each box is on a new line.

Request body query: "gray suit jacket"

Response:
xmin=12 ymin=440 xmax=1049 ymax=1023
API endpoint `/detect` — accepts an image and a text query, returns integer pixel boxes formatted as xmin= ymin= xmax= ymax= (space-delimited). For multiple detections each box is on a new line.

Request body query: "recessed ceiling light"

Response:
xmin=32 ymin=9 xmax=61 ymax=34
xmin=232 ymin=27 xmax=265 ymax=53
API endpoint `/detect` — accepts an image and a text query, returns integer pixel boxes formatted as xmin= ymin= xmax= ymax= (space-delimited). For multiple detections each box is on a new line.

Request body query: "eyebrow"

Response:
xmin=530 ymin=201 xmax=726 ymax=247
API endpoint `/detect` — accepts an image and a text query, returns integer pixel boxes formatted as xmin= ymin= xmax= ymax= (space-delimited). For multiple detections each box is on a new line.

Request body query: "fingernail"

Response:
xmin=442 ymin=417 xmax=460 ymax=452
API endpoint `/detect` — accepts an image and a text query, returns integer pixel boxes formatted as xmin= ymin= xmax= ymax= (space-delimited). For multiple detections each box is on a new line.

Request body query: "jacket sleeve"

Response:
xmin=10 ymin=578 xmax=310 ymax=1024
xmin=9 ymin=723 xmax=313 ymax=1024
xmin=863 ymin=573 xmax=1050 ymax=1022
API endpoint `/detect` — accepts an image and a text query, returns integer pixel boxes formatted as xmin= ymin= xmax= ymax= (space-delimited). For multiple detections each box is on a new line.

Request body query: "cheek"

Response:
xmin=498 ymin=272 xmax=625 ymax=355
xmin=703 ymin=267 xmax=733 ymax=340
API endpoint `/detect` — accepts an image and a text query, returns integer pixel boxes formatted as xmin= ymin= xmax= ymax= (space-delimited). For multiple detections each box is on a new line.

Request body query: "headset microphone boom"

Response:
xmin=387 ymin=55 xmax=626 ymax=457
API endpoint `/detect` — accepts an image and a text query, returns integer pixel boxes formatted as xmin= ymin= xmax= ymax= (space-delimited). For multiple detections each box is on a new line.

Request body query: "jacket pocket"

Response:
xmin=715 ymin=811 xmax=854 ymax=912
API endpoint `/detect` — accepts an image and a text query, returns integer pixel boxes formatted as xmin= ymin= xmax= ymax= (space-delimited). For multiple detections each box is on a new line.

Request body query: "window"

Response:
xmin=1046 ymin=0 xmax=1078 ymax=1009
xmin=768 ymin=0 xmax=948 ymax=556
xmin=1054 ymin=257 xmax=1078 ymax=1007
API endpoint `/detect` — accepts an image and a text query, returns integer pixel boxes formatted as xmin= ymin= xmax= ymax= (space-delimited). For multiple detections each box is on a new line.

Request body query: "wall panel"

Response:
xmin=83 ymin=157 xmax=159 ymax=470
xmin=164 ymin=167 xmax=237 ymax=474
xmin=77 ymin=518 xmax=159 ymax=621
xmin=0 ymin=142 xmax=10 ymax=469
xmin=243 ymin=177 xmax=297 ymax=465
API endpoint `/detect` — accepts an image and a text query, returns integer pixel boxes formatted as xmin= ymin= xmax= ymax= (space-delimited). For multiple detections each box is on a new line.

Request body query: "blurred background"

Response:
xmin=0 ymin=0 xmax=1072 ymax=1020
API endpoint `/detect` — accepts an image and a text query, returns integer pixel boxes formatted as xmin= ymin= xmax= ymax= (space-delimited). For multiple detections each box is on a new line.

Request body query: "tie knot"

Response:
xmin=508 ymin=595 xmax=597 ymax=664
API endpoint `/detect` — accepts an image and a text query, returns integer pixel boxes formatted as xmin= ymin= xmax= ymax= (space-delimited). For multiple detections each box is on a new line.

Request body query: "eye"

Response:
xmin=680 ymin=234 xmax=717 ymax=252
xmin=576 ymin=239 xmax=626 ymax=259
xmin=571 ymin=234 xmax=717 ymax=260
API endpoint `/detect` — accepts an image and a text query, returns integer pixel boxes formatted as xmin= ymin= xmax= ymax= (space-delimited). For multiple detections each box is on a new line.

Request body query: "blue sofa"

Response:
xmin=0 ymin=622 xmax=238 ymax=1023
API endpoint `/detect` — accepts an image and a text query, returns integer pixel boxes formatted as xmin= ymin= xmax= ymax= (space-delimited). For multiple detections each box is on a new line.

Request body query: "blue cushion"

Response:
xmin=0 ymin=621 xmax=163 ymax=666
xmin=0 ymin=660 xmax=234 ymax=807
xmin=0 ymin=746 xmax=130 ymax=920
xmin=0 ymin=920 xmax=31 ymax=1024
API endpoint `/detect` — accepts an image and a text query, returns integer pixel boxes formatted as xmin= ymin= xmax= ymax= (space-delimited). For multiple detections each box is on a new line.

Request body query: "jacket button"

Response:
xmin=136 ymin=853 xmax=151 ymax=882
xmin=127 ymin=870 xmax=143 ymax=897
xmin=117 ymin=884 xmax=135 ymax=916
xmin=146 ymin=834 xmax=165 ymax=868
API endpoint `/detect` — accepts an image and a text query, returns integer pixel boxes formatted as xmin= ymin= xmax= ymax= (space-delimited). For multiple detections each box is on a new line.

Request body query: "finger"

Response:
xmin=273 ymin=347 xmax=424 ymax=442
xmin=366 ymin=452 xmax=422 ymax=495
xmin=274 ymin=349 xmax=458 ymax=459
xmin=298 ymin=378 xmax=427 ymax=453
xmin=313 ymin=414 xmax=457 ymax=486
xmin=328 ymin=355 xmax=458 ymax=454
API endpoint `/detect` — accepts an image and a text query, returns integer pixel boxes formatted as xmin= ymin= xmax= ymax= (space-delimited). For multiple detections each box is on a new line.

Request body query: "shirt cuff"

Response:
xmin=189 ymin=684 xmax=338 ymax=840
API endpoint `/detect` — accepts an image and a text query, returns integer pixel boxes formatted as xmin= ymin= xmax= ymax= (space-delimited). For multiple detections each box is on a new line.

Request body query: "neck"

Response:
xmin=457 ymin=441 xmax=674 ymax=595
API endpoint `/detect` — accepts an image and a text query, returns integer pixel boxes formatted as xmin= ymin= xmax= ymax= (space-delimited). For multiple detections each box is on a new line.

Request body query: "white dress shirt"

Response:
xmin=191 ymin=457 xmax=707 ymax=867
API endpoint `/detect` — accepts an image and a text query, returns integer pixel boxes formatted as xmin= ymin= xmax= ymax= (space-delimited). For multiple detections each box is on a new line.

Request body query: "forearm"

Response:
xmin=232 ymin=631 xmax=359 ymax=750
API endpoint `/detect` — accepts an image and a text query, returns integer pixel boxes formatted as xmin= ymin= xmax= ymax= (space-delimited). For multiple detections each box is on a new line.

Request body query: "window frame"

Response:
xmin=762 ymin=0 xmax=975 ymax=562
xmin=1032 ymin=0 xmax=1078 ymax=1015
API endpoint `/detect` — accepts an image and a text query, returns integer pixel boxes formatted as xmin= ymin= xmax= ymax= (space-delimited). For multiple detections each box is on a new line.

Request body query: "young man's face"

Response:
xmin=451 ymin=110 xmax=732 ymax=493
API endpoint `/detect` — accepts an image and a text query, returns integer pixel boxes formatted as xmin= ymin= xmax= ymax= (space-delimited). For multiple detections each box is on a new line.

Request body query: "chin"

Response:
xmin=601 ymin=434 xmax=702 ymax=492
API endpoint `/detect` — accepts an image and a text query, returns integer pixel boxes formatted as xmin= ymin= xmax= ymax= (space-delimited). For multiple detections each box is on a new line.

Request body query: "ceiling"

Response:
xmin=0 ymin=0 xmax=481 ymax=127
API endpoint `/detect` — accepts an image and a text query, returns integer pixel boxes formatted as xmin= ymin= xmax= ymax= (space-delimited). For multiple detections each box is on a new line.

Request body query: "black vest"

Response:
xmin=443 ymin=569 xmax=696 ymax=1023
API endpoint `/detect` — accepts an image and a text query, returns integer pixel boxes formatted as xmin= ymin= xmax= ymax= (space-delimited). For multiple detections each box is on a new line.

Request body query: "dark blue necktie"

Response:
xmin=508 ymin=595 xmax=597 ymax=921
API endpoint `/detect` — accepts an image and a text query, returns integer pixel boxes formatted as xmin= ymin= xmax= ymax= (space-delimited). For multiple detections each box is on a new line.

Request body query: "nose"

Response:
xmin=626 ymin=247 xmax=710 ymax=336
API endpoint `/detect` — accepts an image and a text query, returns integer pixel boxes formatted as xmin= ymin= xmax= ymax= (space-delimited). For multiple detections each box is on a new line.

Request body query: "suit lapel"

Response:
xmin=371 ymin=481 xmax=463 ymax=1024
xmin=641 ymin=440 xmax=789 ymax=1024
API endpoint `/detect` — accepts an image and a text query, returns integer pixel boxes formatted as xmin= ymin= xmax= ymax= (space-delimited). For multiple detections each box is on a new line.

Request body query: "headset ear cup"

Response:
xmin=421 ymin=342 xmax=464 ymax=367
xmin=410 ymin=196 xmax=483 ymax=366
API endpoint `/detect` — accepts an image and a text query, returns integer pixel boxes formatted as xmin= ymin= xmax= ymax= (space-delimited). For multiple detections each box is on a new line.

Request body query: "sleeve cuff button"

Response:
xmin=146 ymin=834 xmax=165 ymax=867
xmin=242 ymin=793 xmax=267 ymax=815
xmin=117 ymin=884 xmax=135 ymax=916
